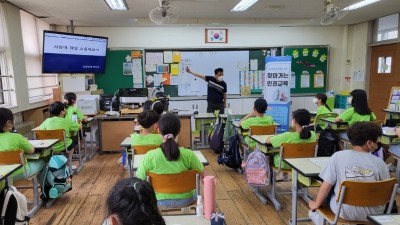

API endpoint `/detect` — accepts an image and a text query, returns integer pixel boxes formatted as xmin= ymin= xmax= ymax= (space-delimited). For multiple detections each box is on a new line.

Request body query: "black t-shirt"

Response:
xmin=205 ymin=76 xmax=227 ymax=104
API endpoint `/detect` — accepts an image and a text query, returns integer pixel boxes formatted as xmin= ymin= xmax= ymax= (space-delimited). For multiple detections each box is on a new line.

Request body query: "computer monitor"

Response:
xmin=119 ymin=88 xmax=148 ymax=97
xmin=100 ymin=94 xmax=119 ymax=111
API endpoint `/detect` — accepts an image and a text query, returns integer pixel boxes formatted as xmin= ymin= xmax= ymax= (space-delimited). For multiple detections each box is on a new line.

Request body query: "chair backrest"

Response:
xmin=33 ymin=129 xmax=66 ymax=141
xmin=330 ymin=178 xmax=399 ymax=224
xmin=281 ymin=142 xmax=318 ymax=159
xmin=146 ymin=170 xmax=199 ymax=194
xmin=249 ymin=125 xmax=277 ymax=135
xmin=132 ymin=145 xmax=159 ymax=155
xmin=371 ymin=120 xmax=383 ymax=127
xmin=338 ymin=178 xmax=398 ymax=207
xmin=314 ymin=112 xmax=339 ymax=132
xmin=0 ymin=150 xmax=24 ymax=164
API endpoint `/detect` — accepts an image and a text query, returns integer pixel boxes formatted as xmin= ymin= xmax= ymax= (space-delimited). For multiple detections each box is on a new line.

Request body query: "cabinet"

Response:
xmin=334 ymin=95 xmax=350 ymax=109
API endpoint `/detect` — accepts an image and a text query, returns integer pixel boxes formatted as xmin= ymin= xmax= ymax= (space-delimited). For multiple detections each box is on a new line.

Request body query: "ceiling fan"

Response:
xmin=149 ymin=0 xmax=179 ymax=25
xmin=320 ymin=0 xmax=348 ymax=25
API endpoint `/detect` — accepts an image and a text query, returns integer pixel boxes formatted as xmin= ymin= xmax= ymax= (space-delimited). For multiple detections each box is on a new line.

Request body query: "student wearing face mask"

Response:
xmin=308 ymin=122 xmax=389 ymax=224
xmin=186 ymin=67 xmax=227 ymax=114
xmin=131 ymin=110 xmax=163 ymax=146
xmin=312 ymin=93 xmax=332 ymax=130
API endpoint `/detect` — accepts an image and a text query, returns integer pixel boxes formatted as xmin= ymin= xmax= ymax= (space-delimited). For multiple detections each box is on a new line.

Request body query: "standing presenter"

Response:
xmin=186 ymin=67 xmax=227 ymax=114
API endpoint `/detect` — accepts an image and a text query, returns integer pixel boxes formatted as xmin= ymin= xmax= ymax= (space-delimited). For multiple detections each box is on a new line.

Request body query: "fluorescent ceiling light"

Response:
xmin=230 ymin=0 xmax=258 ymax=12
xmin=104 ymin=0 xmax=128 ymax=10
xmin=343 ymin=0 xmax=380 ymax=11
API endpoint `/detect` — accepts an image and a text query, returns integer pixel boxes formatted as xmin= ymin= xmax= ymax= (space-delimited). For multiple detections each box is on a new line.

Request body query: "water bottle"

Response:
xmin=196 ymin=195 xmax=203 ymax=217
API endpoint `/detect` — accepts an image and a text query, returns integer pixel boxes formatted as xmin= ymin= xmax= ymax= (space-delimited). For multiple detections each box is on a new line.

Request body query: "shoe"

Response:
xmin=282 ymin=172 xmax=291 ymax=182
xmin=71 ymin=165 xmax=78 ymax=170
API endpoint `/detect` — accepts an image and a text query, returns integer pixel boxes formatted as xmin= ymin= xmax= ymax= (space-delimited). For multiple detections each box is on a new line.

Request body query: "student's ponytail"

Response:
xmin=293 ymin=109 xmax=312 ymax=140
xmin=300 ymin=125 xmax=312 ymax=139
xmin=160 ymin=135 xmax=180 ymax=161
xmin=159 ymin=113 xmax=181 ymax=161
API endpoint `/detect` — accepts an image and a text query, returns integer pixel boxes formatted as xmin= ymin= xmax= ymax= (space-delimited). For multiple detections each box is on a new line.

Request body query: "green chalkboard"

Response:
xmin=95 ymin=50 xmax=144 ymax=94
xmin=283 ymin=46 xmax=328 ymax=94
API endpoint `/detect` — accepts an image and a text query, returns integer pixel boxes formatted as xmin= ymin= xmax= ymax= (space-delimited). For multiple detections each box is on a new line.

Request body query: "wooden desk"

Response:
xmin=193 ymin=113 xmax=216 ymax=149
xmin=284 ymin=157 xmax=330 ymax=225
xmin=319 ymin=117 xmax=348 ymax=130
xmin=132 ymin=150 xmax=209 ymax=171
xmin=0 ymin=164 xmax=22 ymax=181
xmin=98 ymin=114 xmax=192 ymax=153
xmin=367 ymin=214 xmax=400 ymax=225
xmin=163 ymin=215 xmax=210 ymax=225
xmin=27 ymin=139 xmax=59 ymax=159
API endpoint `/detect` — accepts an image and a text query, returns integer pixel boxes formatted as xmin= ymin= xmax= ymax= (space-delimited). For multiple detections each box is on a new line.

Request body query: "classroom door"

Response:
xmin=369 ymin=43 xmax=400 ymax=121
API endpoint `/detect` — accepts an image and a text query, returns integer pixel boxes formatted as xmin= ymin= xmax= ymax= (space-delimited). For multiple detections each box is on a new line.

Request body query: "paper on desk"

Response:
xmin=29 ymin=140 xmax=44 ymax=146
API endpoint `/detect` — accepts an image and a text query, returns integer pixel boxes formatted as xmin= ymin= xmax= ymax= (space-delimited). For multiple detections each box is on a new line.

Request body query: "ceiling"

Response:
xmin=5 ymin=0 xmax=400 ymax=27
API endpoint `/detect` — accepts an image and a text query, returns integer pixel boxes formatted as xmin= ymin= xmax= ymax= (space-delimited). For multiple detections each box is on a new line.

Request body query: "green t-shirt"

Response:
xmin=316 ymin=105 xmax=331 ymax=129
xmin=339 ymin=107 xmax=376 ymax=125
xmin=136 ymin=148 xmax=204 ymax=200
xmin=270 ymin=131 xmax=316 ymax=168
xmin=241 ymin=115 xmax=274 ymax=149
xmin=65 ymin=106 xmax=84 ymax=122
xmin=270 ymin=131 xmax=317 ymax=148
xmin=0 ymin=132 xmax=33 ymax=174
xmin=38 ymin=117 xmax=80 ymax=152
xmin=131 ymin=133 xmax=163 ymax=146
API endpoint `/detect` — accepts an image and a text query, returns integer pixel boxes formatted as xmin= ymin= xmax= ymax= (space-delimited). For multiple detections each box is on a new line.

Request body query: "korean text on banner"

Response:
xmin=264 ymin=56 xmax=292 ymax=133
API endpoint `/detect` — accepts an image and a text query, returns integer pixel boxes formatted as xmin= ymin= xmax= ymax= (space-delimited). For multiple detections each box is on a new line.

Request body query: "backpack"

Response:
xmin=217 ymin=132 xmax=242 ymax=169
xmin=0 ymin=186 xmax=30 ymax=225
xmin=209 ymin=119 xmax=225 ymax=154
xmin=317 ymin=125 xmax=338 ymax=157
xmin=41 ymin=155 xmax=72 ymax=201
xmin=244 ymin=148 xmax=271 ymax=186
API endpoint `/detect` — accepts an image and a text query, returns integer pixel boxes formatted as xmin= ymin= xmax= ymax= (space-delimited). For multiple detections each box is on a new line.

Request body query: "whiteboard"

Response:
xmin=177 ymin=51 xmax=249 ymax=96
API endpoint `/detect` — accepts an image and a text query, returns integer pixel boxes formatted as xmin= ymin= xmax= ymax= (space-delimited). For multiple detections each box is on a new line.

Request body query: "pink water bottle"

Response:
xmin=203 ymin=176 xmax=216 ymax=219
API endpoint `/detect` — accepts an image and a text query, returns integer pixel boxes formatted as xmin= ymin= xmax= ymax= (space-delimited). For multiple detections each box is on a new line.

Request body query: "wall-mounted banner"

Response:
xmin=264 ymin=56 xmax=292 ymax=133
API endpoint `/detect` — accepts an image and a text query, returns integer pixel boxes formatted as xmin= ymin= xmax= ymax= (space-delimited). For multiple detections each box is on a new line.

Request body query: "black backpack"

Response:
xmin=317 ymin=126 xmax=339 ymax=157
xmin=209 ymin=119 xmax=225 ymax=154
xmin=217 ymin=131 xmax=242 ymax=169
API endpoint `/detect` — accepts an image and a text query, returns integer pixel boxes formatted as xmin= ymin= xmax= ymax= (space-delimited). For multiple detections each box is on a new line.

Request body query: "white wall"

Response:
xmin=71 ymin=26 xmax=348 ymax=93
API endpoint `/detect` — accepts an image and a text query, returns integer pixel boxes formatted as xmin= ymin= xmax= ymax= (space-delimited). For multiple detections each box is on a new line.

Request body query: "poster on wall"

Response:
xmin=264 ymin=56 xmax=292 ymax=133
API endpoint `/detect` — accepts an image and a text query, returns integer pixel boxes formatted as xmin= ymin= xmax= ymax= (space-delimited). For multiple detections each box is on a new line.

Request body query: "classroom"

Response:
xmin=0 ymin=0 xmax=400 ymax=224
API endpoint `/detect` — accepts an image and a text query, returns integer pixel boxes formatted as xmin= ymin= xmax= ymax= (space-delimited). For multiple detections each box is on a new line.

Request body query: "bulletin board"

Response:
xmin=283 ymin=46 xmax=329 ymax=94
xmin=144 ymin=48 xmax=281 ymax=97
xmin=95 ymin=49 xmax=144 ymax=94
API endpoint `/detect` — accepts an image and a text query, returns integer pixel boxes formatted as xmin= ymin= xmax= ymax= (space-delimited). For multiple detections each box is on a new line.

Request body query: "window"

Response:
xmin=0 ymin=6 xmax=12 ymax=106
xmin=375 ymin=14 xmax=399 ymax=42
xmin=377 ymin=56 xmax=392 ymax=73
xmin=20 ymin=10 xmax=57 ymax=103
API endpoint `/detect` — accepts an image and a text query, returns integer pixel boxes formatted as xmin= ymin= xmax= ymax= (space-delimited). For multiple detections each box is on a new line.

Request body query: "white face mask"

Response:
xmin=217 ymin=76 xmax=223 ymax=81
xmin=347 ymin=97 xmax=353 ymax=104
xmin=312 ymin=98 xmax=318 ymax=104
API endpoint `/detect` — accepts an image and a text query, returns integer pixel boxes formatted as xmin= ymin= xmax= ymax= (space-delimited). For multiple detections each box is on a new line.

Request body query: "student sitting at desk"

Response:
xmin=64 ymin=92 xmax=89 ymax=148
xmin=265 ymin=109 xmax=316 ymax=170
xmin=0 ymin=108 xmax=45 ymax=181
xmin=309 ymin=122 xmax=389 ymax=223
xmin=312 ymin=93 xmax=331 ymax=130
xmin=102 ymin=177 xmax=166 ymax=225
xmin=38 ymin=102 xmax=80 ymax=164
xmin=131 ymin=110 xmax=163 ymax=146
xmin=239 ymin=98 xmax=274 ymax=149
xmin=335 ymin=89 xmax=376 ymax=125
xmin=136 ymin=113 xmax=206 ymax=207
